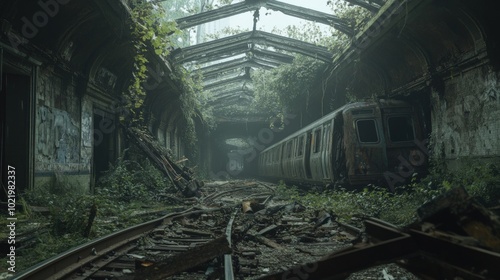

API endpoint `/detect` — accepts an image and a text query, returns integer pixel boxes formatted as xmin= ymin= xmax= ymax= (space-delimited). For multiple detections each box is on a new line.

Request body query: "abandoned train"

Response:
xmin=258 ymin=99 xmax=428 ymax=187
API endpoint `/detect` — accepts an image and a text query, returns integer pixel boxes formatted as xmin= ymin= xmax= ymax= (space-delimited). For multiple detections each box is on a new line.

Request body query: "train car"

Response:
xmin=258 ymin=99 xmax=427 ymax=187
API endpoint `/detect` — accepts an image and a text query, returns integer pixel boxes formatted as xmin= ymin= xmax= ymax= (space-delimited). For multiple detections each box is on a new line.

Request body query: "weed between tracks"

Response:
xmin=1 ymin=160 xmax=498 ymax=275
xmin=275 ymin=161 xmax=500 ymax=226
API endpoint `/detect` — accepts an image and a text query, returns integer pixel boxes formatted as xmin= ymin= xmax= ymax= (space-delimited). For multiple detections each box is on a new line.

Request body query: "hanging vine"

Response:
xmin=124 ymin=1 xmax=180 ymax=126
xmin=168 ymin=64 xmax=214 ymax=161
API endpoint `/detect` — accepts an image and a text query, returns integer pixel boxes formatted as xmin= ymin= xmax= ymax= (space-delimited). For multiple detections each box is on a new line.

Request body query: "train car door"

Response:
xmin=310 ymin=127 xmax=324 ymax=180
xmin=321 ymin=122 xmax=332 ymax=180
xmin=348 ymin=107 xmax=387 ymax=184
xmin=332 ymin=116 xmax=346 ymax=181
xmin=304 ymin=132 xmax=312 ymax=179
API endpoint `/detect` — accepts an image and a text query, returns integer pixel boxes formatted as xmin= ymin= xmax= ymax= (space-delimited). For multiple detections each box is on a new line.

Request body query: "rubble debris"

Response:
xmin=135 ymin=236 xmax=231 ymax=280
xmin=252 ymin=234 xmax=284 ymax=250
xmin=258 ymin=187 xmax=500 ymax=280
xmin=124 ymin=126 xmax=201 ymax=197
xmin=242 ymin=201 xmax=254 ymax=213
xmin=414 ymin=186 xmax=500 ymax=253
xmin=257 ymin=225 xmax=280 ymax=236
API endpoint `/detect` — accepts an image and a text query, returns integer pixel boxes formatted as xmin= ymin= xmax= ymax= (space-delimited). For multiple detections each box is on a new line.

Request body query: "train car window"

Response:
xmin=297 ymin=136 xmax=304 ymax=156
xmin=356 ymin=119 xmax=379 ymax=143
xmin=388 ymin=116 xmax=415 ymax=142
xmin=313 ymin=129 xmax=322 ymax=153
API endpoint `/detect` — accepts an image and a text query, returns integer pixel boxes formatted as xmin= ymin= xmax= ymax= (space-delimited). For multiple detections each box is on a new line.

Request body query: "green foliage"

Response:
xmin=24 ymin=173 xmax=95 ymax=236
xmin=276 ymin=179 xmax=441 ymax=226
xmin=97 ymin=152 xmax=170 ymax=203
xmin=15 ymin=163 xmax=172 ymax=272
xmin=328 ymin=1 xmax=373 ymax=34
xmin=425 ymin=161 xmax=500 ymax=206
xmin=168 ymin=64 xmax=216 ymax=157
xmin=251 ymin=55 xmax=325 ymax=128
xmin=276 ymin=161 xmax=500 ymax=227
xmin=124 ymin=1 xmax=180 ymax=126
xmin=15 ymin=231 xmax=87 ymax=272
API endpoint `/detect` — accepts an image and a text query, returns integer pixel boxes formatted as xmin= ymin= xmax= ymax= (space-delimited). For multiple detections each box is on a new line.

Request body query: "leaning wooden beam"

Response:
xmin=135 ymin=236 xmax=231 ymax=280
xmin=405 ymin=228 xmax=500 ymax=279
xmin=123 ymin=126 xmax=200 ymax=197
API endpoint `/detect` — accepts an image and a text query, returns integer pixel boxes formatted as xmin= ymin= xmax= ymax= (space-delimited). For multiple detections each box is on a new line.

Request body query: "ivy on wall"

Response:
xmin=251 ymin=55 xmax=325 ymax=128
xmin=124 ymin=1 xmax=180 ymax=126
xmin=124 ymin=0 xmax=216 ymax=162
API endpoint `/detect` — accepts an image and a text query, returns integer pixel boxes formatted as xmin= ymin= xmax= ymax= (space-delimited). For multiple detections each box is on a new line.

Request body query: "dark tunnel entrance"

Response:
xmin=92 ymin=109 xmax=116 ymax=185
xmin=1 ymin=72 xmax=32 ymax=198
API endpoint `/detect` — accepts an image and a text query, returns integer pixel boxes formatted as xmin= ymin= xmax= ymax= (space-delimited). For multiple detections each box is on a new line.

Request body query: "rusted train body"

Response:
xmin=258 ymin=100 xmax=427 ymax=187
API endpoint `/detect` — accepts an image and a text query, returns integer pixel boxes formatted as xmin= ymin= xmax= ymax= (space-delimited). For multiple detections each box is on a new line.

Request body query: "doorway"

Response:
xmin=1 ymin=73 xmax=32 ymax=200
xmin=92 ymin=110 xmax=116 ymax=185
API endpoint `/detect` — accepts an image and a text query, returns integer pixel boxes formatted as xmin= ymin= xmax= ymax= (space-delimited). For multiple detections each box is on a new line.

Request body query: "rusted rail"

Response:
xmin=224 ymin=209 xmax=238 ymax=280
xmin=12 ymin=207 xmax=196 ymax=280
xmin=14 ymin=183 xmax=497 ymax=280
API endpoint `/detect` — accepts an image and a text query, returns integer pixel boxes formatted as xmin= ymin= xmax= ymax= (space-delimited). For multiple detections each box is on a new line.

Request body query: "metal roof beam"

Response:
xmin=208 ymin=90 xmax=254 ymax=103
xmin=173 ymin=30 xmax=332 ymax=64
xmin=200 ymin=58 xmax=276 ymax=78
xmin=264 ymin=0 xmax=353 ymax=35
xmin=174 ymin=0 xmax=353 ymax=35
xmin=203 ymin=75 xmax=252 ymax=90
xmin=343 ymin=0 xmax=381 ymax=13
xmin=175 ymin=2 xmax=253 ymax=30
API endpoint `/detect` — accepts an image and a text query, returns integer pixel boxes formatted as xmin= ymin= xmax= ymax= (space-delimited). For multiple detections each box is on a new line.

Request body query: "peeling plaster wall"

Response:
xmin=34 ymin=68 xmax=91 ymax=190
xmin=431 ymin=66 xmax=500 ymax=168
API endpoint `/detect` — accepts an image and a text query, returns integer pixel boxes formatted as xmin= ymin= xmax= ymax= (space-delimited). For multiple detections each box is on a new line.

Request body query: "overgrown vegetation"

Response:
xmin=121 ymin=0 xmax=219 ymax=163
xmin=276 ymin=162 xmax=500 ymax=227
xmin=5 ymin=149 xmax=179 ymax=272
xmin=125 ymin=0 xmax=180 ymax=126
xmin=251 ymin=55 xmax=326 ymax=128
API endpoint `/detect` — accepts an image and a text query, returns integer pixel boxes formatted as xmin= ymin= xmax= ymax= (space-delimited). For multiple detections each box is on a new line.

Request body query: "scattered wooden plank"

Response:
xmin=135 ymin=236 xmax=231 ymax=280
xmin=252 ymin=234 xmax=283 ymax=250
xmin=257 ymin=225 xmax=279 ymax=236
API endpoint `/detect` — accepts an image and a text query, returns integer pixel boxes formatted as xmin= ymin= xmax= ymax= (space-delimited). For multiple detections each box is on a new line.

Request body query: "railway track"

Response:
xmin=11 ymin=181 xmax=500 ymax=280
